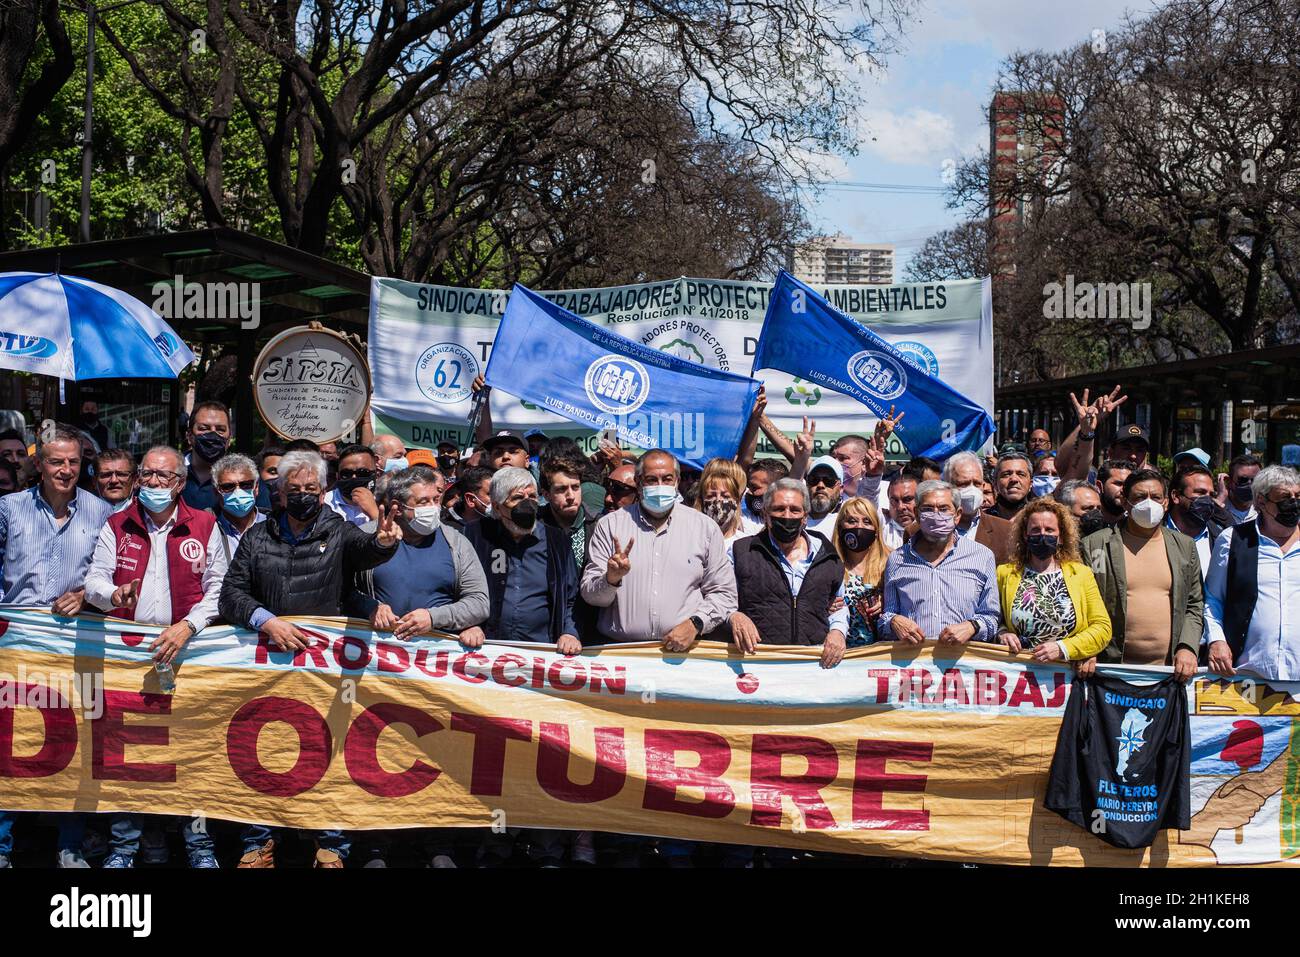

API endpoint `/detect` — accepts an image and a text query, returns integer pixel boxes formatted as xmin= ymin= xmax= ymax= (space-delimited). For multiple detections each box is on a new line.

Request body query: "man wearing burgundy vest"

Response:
xmin=84 ymin=445 xmax=228 ymax=868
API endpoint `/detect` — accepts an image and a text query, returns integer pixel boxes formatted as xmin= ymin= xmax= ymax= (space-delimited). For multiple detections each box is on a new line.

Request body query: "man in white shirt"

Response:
xmin=1205 ymin=466 xmax=1300 ymax=682
xmin=804 ymin=456 xmax=843 ymax=537
xmin=83 ymin=445 xmax=227 ymax=868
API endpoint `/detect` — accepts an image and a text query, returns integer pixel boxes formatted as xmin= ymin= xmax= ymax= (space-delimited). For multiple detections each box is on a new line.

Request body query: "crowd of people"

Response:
xmin=0 ymin=384 xmax=1296 ymax=869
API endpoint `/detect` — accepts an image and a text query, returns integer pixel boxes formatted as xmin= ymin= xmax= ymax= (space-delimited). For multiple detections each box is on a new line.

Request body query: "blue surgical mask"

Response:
xmin=1032 ymin=474 xmax=1059 ymax=498
xmin=138 ymin=486 xmax=175 ymax=514
xmin=640 ymin=484 xmax=677 ymax=515
xmin=384 ymin=457 xmax=408 ymax=473
xmin=223 ymin=488 xmax=256 ymax=517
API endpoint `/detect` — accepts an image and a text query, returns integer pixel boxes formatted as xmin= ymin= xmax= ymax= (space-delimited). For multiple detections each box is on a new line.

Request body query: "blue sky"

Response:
xmin=808 ymin=0 xmax=1151 ymax=276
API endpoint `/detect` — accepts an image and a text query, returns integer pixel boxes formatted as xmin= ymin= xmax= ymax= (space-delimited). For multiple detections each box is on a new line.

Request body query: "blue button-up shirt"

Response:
xmin=1203 ymin=526 xmax=1300 ymax=680
xmin=488 ymin=523 xmax=576 ymax=642
xmin=0 ymin=485 xmax=112 ymax=604
xmin=878 ymin=532 xmax=1001 ymax=641
xmin=768 ymin=531 xmax=850 ymax=636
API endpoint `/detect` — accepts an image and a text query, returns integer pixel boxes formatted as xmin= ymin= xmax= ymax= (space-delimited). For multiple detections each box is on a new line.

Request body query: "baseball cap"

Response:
xmin=807 ymin=455 xmax=844 ymax=484
xmin=523 ymin=429 xmax=548 ymax=440
xmin=1173 ymin=447 xmax=1210 ymax=469
xmin=406 ymin=449 xmax=437 ymax=468
xmin=482 ymin=430 xmax=526 ymax=452
xmin=1114 ymin=423 xmax=1150 ymax=446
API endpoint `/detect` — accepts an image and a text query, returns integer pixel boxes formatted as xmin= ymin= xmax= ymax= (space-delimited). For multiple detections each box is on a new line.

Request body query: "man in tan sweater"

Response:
xmin=1080 ymin=468 xmax=1203 ymax=681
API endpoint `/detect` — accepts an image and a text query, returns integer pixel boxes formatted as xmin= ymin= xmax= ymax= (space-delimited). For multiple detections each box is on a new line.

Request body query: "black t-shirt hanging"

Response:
xmin=1045 ymin=673 xmax=1190 ymax=849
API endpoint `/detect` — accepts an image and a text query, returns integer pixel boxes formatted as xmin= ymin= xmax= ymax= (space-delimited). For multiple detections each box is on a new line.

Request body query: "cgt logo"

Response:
xmin=847 ymin=349 xmax=907 ymax=402
xmin=0 ymin=331 xmax=57 ymax=358
xmin=584 ymin=355 xmax=649 ymax=416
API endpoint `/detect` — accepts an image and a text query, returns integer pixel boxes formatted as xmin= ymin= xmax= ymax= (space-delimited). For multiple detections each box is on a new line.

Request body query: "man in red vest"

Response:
xmin=84 ymin=444 xmax=228 ymax=868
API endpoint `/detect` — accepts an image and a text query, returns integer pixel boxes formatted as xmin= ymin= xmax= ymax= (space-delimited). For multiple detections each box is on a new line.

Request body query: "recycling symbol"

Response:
xmin=785 ymin=378 xmax=822 ymax=406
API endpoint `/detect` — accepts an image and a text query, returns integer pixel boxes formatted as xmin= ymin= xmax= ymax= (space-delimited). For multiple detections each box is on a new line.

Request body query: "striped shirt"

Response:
xmin=581 ymin=502 xmax=737 ymax=642
xmin=0 ymin=485 xmax=112 ymax=604
xmin=877 ymin=531 xmax=1001 ymax=642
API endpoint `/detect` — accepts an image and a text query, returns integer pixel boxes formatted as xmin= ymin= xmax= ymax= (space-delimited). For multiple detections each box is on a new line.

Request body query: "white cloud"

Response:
xmin=858 ymin=107 xmax=960 ymax=166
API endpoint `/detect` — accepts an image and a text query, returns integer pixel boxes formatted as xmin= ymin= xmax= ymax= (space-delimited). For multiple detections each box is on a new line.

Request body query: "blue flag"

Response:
xmin=486 ymin=284 xmax=761 ymax=468
xmin=752 ymin=271 xmax=994 ymax=459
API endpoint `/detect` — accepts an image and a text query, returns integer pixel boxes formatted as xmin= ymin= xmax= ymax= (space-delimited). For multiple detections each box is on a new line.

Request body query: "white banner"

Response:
xmin=367 ymin=276 xmax=993 ymax=457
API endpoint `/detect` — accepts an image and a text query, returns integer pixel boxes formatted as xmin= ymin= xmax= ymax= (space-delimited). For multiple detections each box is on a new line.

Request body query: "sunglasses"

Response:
xmin=605 ymin=481 xmax=636 ymax=497
xmin=217 ymin=479 xmax=257 ymax=493
xmin=338 ymin=468 xmax=376 ymax=480
xmin=807 ymin=473 xmax=838 ymax=488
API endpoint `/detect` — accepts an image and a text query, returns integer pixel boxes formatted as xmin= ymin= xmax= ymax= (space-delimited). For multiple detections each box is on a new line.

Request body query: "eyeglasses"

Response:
xmin=138 ymin=469 xmax=182 ymax=484
xmin=217 ymin=479 xmax=257 ymax=493
xmin=97 ymin=470 xmax=134 ymax=480
xmin=605 ymin=481 xmax=636 ymax=497
xmin=338 ymin=468 xmax=375 ymax=480
xmin=1268 ymin=494 xmax=1300 ymax=505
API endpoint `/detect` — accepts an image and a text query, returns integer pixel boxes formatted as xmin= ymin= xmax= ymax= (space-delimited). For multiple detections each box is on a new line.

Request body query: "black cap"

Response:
xmin=1114 ymin=423 xmax=1150 ymax=446
xmin=482 ymin=430 xmax=526 ymax=452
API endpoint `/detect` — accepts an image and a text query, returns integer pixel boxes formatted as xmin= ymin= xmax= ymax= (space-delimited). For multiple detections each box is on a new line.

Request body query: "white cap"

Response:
xmin=807 ymin=455 xmax=844 ymax=484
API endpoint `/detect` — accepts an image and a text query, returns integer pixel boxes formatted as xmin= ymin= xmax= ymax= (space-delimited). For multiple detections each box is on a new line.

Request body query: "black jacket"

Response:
xmin=541 ymin=501 xmax=602 ymax=643
xmin=727 ymin=530 xmax=844 ymax=646
xmin=462 ymin=516 xmax=580 ymax=644
xmin=219 ymin=507 xmax=397 ymax=627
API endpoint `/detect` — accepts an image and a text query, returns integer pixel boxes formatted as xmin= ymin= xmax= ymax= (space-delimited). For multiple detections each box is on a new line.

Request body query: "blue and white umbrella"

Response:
xmin=0 ymin=272 xmax=196 ymax=384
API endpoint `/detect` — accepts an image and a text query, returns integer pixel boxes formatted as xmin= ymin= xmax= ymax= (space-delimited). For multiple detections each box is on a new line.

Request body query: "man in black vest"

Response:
xmin=1205 ymin=465 xmax=1300 ymax=680
xmin=727 ymin=477 xmax=849 ymax=668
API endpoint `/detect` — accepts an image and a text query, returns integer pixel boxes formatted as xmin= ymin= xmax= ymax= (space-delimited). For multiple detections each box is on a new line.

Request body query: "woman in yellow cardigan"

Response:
xmin=996 ymin=497 xmax=1112 ymax=674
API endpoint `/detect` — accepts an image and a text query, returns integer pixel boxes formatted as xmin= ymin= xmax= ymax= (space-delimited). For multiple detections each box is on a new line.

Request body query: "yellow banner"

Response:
xmin=1 ymin=607 xmax=1296 ymax=866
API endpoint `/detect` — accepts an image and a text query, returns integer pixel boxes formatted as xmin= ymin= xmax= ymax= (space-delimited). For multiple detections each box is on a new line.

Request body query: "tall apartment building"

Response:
xmin=988 ymin=90 xmax=1064 ymax=277
xmin=790 ymin=234 xmax=894 ymax=285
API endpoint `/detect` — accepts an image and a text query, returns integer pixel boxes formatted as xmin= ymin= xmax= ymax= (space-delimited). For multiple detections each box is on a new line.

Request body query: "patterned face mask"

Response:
xmin=703 ymin=498 xmax=737 ymax=528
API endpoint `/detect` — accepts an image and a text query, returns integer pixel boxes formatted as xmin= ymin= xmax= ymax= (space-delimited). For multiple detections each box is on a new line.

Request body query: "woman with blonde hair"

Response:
xmin=831 ymin=496 xmax=892 ymax=645
xmin=695 ymin=457 xmax=761 ymax=552
xmin=996 ymin=496 xmax=1112 ymax=671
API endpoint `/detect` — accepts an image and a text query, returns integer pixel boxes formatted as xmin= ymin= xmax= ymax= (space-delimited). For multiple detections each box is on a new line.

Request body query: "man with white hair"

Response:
xmin=84 ymin=444 xmax=227 ymax=868
xmin=210 ymin=452 xmax=267 ymax=561
xmin=943 ymin=450 xmax=1015 ymax=563
xmin=877 ymin=479 xmax=1000 ymax=645
xmin=218 ymin=449 xmax=401 ymax=869
xmin=460 ymin=465 xmax=580 ymax=867
xmin=1205 ymin=465 xmax=1300 ymax=681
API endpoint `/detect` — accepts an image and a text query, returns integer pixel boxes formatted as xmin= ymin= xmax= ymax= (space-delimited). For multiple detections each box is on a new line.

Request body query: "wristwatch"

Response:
xmin=689 ymin=615 xmax=705 ymax=636
xmin=1079 ymin=429 xmax=1096 ymax=441
xmin=966 ymin=619 xmax=980 ymax=640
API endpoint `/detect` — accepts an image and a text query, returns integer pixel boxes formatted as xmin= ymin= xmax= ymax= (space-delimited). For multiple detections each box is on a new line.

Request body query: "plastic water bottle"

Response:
xmin=154 ymin=662 xmax=176 ymax=694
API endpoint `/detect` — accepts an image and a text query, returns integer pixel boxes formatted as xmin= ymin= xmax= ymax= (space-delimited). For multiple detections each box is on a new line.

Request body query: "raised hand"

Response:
xmin=864 ymin=430 xmax=886 ymax=476
xmin=375 ymin=502 xmax=403 ymax=547
xmin=875 ymin=405 xmax=905 ymax=440
xmin=794 ymin=416 xmax=816 ymax=457
xmin=605 ymin=535 xmax=634 ymax=585
xmin=751 ymin=384 xmax=768 ymax=420
xmin=471 ymin=373 xmax=486 ymax=393
xmin=1096 ymin=385 xmax=1129 ymax=420
xmin=1069 ymin=388 xmax=1099 ymax=433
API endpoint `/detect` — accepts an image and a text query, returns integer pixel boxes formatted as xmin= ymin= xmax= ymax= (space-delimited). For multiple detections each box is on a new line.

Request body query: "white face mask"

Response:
xmin=956 ymin=484 xmax=983 ymax=516
xmin=407 ymin=505 xmax=441 ymax=535
xmin=1129 ymin=499 xmax=1165 ymax=529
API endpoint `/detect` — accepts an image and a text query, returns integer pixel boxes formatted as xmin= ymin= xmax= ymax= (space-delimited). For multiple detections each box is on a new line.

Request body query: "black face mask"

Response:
xmin=745 ymin=492 xmax=764 ymax=515
xmin=1184 ymin=495 xmax=1218 ymax=531
xmin=510 ymin=499 xmax=538 ymax=530
xmin=1078 ymin=509 xmax=1108 ymax=538
xmin=769 ymin=516 xmax=803 ymax=544
xmin=1272 ymin=498 xmax=1300 ymax=529
xmin=1229 ymin=481 xmax=1254 ymax=505
xmin=437 ymin=455 xmax=457 ymax=473
xmin=1026 ymin=533 xmax=1059 ymax=559
xmin=336 ymin=475 xmax=373 ymax=501
xmin=839 ymin=527 xmax=874 ymax=552
xmin=193 ymin=431 xmax=228 ymax=463
xmin=285 ymin=492 xmax=322 ymax=523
